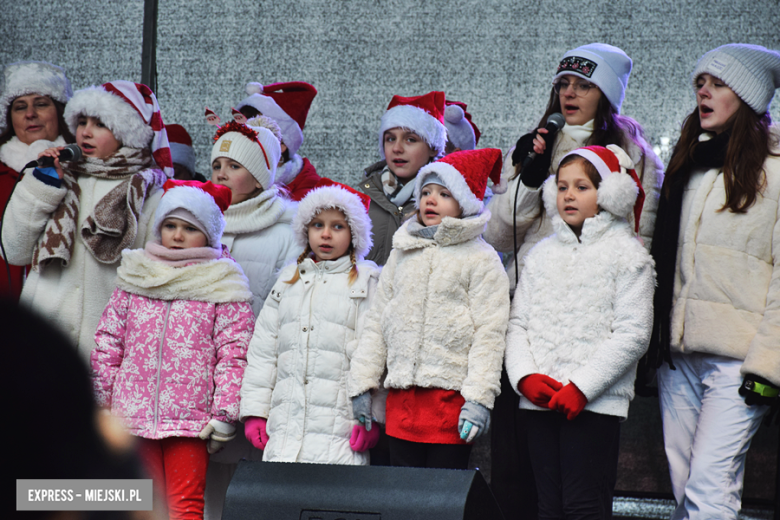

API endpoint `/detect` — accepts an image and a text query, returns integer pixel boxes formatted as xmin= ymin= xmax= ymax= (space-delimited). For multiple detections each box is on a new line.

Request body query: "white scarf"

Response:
xmin=223 ymin=185 xmax=288 ymax=235
xmin=0 ymin=135 xmax=66 ymax=173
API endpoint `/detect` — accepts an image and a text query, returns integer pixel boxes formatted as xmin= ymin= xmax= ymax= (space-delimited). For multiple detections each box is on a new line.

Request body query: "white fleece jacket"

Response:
xmin=505 ymin=194 xmax=656 ymax=419
xmin=348 ymin=211 xmax=510 ymax=409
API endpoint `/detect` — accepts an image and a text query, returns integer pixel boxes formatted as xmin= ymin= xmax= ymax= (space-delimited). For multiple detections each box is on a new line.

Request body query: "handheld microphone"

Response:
xmin=521 ymin=113 xmax=565 ymax=169
xmin=23 ymin=143 xmax=83 ymax=170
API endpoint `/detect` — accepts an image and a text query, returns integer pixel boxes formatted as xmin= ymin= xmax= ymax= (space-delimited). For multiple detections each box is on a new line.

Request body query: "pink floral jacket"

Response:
xmin=91 ymin=247 xmax=255 ymax=439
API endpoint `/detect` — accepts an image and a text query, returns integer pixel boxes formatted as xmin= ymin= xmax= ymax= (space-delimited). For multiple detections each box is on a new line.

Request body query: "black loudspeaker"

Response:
xmin=223 ymin=460 xmax=505 ymax=520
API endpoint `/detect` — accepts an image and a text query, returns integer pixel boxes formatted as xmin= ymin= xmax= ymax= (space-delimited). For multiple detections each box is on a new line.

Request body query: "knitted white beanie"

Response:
xmin=211 ymin=120 xmax=282 ymax=190
xmin=553 ymin=43 xmax=633 ymax=113
xmin=692 ymin=43 xmax=780 ymax=115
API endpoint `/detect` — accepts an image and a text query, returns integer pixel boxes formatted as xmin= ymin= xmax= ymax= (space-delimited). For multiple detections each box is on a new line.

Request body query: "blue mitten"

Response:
xmin=351 ymin=391 xmax=373 ymax=431
xmin=458 ymin=401 xmax=491 ymax=443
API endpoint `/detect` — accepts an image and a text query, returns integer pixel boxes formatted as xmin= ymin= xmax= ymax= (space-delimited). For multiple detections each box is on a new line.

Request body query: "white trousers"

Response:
xmin=657 ymin=352 xmax=769 ymax=520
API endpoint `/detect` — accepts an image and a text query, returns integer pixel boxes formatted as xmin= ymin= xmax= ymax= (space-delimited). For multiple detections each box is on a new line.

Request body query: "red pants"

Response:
xmin=136 ymin=437 xmax=209 ymax=520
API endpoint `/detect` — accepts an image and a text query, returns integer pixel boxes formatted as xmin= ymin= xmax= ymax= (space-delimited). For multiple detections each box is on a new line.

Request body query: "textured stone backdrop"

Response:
xmin=2 ymin=0 xmax=778 ymax=501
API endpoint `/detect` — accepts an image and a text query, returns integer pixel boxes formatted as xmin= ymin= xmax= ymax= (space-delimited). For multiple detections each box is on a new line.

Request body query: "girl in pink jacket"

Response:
xmin=91 ymin=180 xmax=254 ymax=520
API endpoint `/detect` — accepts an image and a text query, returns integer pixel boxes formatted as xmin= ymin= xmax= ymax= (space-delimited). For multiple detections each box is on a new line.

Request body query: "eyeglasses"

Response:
xmin=553 ymin=79 xmax=597 ymax=96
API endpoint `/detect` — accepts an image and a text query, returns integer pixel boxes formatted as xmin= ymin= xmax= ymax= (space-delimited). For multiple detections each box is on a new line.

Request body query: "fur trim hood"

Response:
xmin=393 ymin=210 xmax=490 ymax=251
xmin=293 ymin=185 xmax=373 ymax=259
xmin=64 ymin=85 xmax=154 ymax=149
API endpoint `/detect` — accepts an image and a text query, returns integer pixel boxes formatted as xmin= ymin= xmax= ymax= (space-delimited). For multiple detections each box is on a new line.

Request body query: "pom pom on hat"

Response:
xmin=154 ymin=180 xmax=232 ymax=247
xmin=542 ymin=144 xmax=644 ymax=231
xmin=211 ymin=120 xmax=282 ymax=190
xmin=553 ymin=43 xmax=632 ymax=113
xmin=236 ymin=81 xmax=317 ymax=156
xmin=64 ymin=80 xmax=173 ymax=177
xmin=378 ymin=91 xmax=448 ymax=159
xmin=293 ymin=178 xmax=373 ymax=259
xmin=692 ymin=43 xmax=780 ymax=115
xmin=0 ymin=61 xmax=73 ymax=132
xmin=166 ymin=124 xmax=196 ymax=176
xmin=444 ymin=100 xmax=481 ymax=151
xmin=415 ymin=148 xmax=503 ymax=217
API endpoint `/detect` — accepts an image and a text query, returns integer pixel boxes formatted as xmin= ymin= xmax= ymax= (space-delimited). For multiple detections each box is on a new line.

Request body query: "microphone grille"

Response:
xmin=547 ymin=113 xmax=565 ymax=131
xmin=63 ymin=143 xmax=83 ymax=162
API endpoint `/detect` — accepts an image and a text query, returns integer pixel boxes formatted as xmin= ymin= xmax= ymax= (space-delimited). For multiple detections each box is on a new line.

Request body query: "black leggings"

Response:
xmin=388 ymin=435 xmax=473 ymax=470
xmin=523 ymin=410 xmax=620 ymax=520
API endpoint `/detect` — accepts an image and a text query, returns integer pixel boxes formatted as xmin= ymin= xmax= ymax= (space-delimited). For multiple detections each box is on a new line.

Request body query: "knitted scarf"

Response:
xmin=31 ymin=147 xmax=167 ymax=270
xmin=380 ymin=166 xmax=417 ymax=206
xmin=144 ymin=240 xmax=222 ymax=267
xmin=646 ymin=131 xmax=729 ymax=370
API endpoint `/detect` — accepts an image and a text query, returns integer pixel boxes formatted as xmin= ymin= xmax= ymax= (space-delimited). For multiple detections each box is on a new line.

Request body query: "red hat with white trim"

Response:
xmin=444 ymin=100 xmax=481 ymax=151
xmin=154 ymin=180 xmax=233 ymax=247
xmin=414 ymin=148 xmax=504 ymax=217
xmin=236 ymin=81 xmax=317 ymax=156
xmin=378 ymin=91 xmax=447 ymax=159
xmin=542 ymin=144 xmax=645 ymax=232
xmin=64 ymin=80 xmax=173 ymax=178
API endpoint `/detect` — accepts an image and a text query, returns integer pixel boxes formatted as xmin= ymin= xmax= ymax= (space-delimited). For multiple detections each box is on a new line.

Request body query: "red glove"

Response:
xmin=548 ymin=383 xmax=588 ymax=420
xmin=349 ymin=422 xmax=380 ymax=452
xmin=244 ymin=417 xmax=269 ymax=450
xmin=517 ymin=374 xmax=564 ymax=407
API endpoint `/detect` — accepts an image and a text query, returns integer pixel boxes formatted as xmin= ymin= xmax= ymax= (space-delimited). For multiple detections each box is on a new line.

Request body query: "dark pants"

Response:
xmin=388 ymin=435 xmax=473 ymax=470
xmin=524 ymin=410 xmax=620 ymax=520
xmin=491 ymin=368 xmax=539 ymax=519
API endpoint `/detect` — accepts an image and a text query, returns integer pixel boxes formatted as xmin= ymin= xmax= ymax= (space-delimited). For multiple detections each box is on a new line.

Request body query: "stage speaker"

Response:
xmin=223 ymin=460 xmax=505 ymax=520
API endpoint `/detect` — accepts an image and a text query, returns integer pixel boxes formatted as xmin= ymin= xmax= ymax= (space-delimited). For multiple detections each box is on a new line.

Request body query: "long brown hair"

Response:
xmin=665 ymin=101 xmax=775 ymax=213
xmin=0 ymin=97 xmax=75 ymax=147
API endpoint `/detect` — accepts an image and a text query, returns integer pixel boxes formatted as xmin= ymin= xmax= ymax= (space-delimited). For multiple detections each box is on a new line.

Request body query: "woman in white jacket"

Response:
xmin=505 ymin=145 xmax=655 ymax=519
xmin=648 ymin=44 xmax=780 ymax=520
xmin=240 ymin=181 xmax=381 ymax=465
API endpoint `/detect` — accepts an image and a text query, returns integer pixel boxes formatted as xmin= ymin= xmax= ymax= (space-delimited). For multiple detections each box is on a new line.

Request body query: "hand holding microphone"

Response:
xmin=27 ymin=144 xmax=83 ymax=179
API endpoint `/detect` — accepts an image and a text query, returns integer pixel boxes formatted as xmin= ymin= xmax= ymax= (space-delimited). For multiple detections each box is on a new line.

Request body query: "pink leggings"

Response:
xmin=136 ymin=437 xmax=209 ymax=520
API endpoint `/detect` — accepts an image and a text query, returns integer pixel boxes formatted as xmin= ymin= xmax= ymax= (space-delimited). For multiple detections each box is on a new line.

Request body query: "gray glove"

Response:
xmin=351 ymin=391 xmax=373 ymax=431
xmin=198 ymin=419 xmax=237 ymax=454
xmin=458 ymin=401 xmax=491 ymax=443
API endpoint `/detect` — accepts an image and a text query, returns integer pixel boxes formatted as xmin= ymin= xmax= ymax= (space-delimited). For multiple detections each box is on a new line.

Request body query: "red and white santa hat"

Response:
xmin=444 ymin=100 xmax=481 ymax=151
xmin=154 ymin=180 xmax=233 ymax=248
xmin=378 ymin=91 xmax=448 ymax=159
xmin=235 ymin=81 xmax=317 ymax=156
xmin=64 ymin=80 xmax=173 ymax=177
xmin=414 ymin=148 xmax=505 ymax=217
xmin=293 ymin=178 xmax=373 ymax=260
xmin=166 ymin=124 xmax=196 ymax=175
xmin=542 ymin=144 xmax=645 ymax=232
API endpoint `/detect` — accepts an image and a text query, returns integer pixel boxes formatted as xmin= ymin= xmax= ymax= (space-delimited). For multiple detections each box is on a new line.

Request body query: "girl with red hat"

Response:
xmin=92 ymin=180 xmax=254 ymax=520
xmin=504 ymin=145 xmax=655 ymax=518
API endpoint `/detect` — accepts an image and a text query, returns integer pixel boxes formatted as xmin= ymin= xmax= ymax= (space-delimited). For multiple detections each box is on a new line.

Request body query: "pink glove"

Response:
xmin=244 ymin=417 xmax=269 ymax=450
xmin=548 ymin=382 xmax=588 ymax=421
xmin=349 ymin=422 xmax=380 ymax=452
xmin=517 ymin=374 xmax=564 ymax=407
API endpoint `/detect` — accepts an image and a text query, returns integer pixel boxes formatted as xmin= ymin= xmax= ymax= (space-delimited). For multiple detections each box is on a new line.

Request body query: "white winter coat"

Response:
xmin=505 ymin=199 xmax=655 ymax=419
xmin=220 ymin=186 xmax=302 ymax=317
xmin=671 ymin=129 xmax=780 ymax=384
xmin=348 ymin=212 xmax=510 ymax=410
xmin=1 ymin=172 xmax=161 ymax=360
xmin=485 ymin=124 xmax=663 ymax=294
xmin=240 ymin=255 xmax=381 ymax=465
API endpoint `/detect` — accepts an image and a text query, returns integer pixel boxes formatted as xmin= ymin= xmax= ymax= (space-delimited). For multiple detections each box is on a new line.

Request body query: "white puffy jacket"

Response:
xmin=240 ymin=255 xmax=381 ymax=465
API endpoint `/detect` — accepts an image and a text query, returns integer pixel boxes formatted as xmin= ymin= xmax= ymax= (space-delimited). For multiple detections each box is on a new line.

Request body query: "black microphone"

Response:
xmin=521 ymin=112 xmax=565 ymax=169
xmin=23 ymin=143 xmax=83 ymax=171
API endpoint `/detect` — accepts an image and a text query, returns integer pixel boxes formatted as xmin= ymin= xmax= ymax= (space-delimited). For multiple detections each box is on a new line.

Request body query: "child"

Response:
xmin=2 ymin=80 xmax=172 ymax=360
xmin=348 ymin=148 xmax=510 ymax=469
xmin=505 ymin=145 xmax=655 ymax=518
xmin=236 ymin=81 xmax=321 ymax=201
xmin=359 ymin=91 xmax=447 ymax=265
xmin=91 ymin=180 xmax=254 ymax=519
xmin=240 ymin=179 xmax=382 ymax=464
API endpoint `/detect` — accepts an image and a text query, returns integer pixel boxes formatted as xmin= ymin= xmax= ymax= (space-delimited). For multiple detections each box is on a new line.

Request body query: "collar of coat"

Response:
xmin=283 ymin=255 xmax=380 ymax=298
xmin=549 ymin=209 xmax=633 ymax=245
xmin=392 ymin=211 xmax=490 ymax=251
xmin=116 ymin=247 xmax=252 ymax=303
xmin=0 ymin=135 xmax=67 ymax=173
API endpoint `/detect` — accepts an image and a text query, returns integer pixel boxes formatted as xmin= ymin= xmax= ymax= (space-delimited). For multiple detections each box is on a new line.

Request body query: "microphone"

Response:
xmin=23 ymin=144 xmax=83 ymax=171
xmin=521 ymin=113 xmax=565 ymax=169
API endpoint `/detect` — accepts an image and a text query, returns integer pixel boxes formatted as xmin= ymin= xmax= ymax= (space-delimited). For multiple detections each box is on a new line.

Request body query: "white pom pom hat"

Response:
xmin=542 ymin=144 xmax=645 ymax=230
xmin=293 ymin=178 xmax=373 ymax=259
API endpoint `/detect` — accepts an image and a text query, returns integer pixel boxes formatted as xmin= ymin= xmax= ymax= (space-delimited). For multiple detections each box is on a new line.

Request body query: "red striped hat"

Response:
xmin=64 ymin=80 xmax=173 ymax=178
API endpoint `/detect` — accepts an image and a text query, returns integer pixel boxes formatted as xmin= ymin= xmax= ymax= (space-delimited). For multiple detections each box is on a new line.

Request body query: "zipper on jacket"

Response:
xmin=152 ymin=301 xmax=173 ymax=436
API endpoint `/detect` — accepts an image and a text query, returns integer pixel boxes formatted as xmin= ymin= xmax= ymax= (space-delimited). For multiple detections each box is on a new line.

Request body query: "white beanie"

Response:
xmin=692 ymin=43 xmax=780 ymax=115
xmin=153 ymin=180 xmax=232 ymax=248
xmin=211 ymin=120 xmax=282 ymax=190
xmin=553 ymin=43 xmax=632 ymax=113
xmin=0 ymin=61 xmax=72 ymax=131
